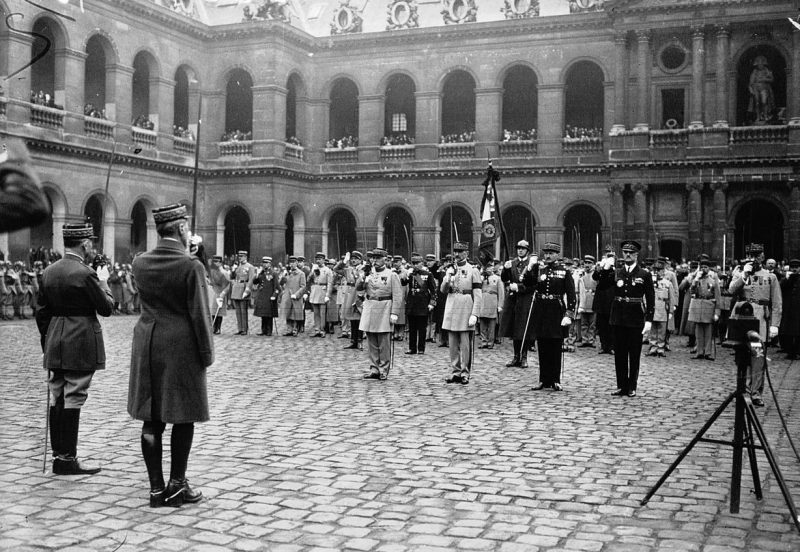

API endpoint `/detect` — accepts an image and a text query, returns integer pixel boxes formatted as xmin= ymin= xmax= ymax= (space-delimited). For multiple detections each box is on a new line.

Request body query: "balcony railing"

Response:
xmin=438 ymin=142 xmax=475 ymax=158
xmin=84 ymin=117 xmax=114 ymax=140
xmin=499 ymin=140 xmax=537 ymax=157
xmin=649 ymin=129 xmax=688 ymax=148
xmin=730 ymin=125 xmax=789 ymax=145
xmin=380 ymin=144 xmax=415 ymax=160
xmin=562 ymin=137 xmax=603 ymax=155
xmin=284 ymin=142 xmax=304 ymax=160
xmin=324 ymin=147 xmax=358 ymax=162
xmin=30 ymin=103 xmax=64 ymax=129
xmin=132 ymin=127 xmax=157 ymax=149
xmin=219 ymin=140 xmax=253 ymax=156
xmin=173 ymin=136 xmax=196 ymax=155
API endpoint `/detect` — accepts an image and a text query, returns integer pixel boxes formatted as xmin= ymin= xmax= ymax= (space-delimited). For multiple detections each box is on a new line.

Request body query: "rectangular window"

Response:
xmin=661 ymin=88 xmax=685 ymax=129
xmin=392 ymin=113 xmax=407 ymax=132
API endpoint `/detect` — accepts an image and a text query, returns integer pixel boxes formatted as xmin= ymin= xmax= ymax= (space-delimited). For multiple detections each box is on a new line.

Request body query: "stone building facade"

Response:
xmin=1 ymin=0 xmax=799 ymax=264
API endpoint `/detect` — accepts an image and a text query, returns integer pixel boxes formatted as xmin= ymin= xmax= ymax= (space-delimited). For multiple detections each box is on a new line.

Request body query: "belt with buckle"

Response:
xmin=367 ymin=295 xmax=391 ymax=301
xmin=449 ymin=290 xmax=472 ymax=295
xmin=614 ymin=296 xmax=642 ymax=303
xmin=537 ymin=293 xmax=560 ymax=300
xmin=746 ymin=298 xmax=771 ymax=306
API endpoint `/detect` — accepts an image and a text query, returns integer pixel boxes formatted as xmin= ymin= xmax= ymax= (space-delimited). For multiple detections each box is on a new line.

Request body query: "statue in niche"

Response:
xmin=748 ymin=55 xmax=775 ymax=125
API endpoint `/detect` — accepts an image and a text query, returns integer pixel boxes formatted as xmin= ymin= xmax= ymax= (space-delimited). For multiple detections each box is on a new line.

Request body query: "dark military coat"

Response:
xmin=609 ymin=263 xmax=655 ymax=328
xmin=499 ymin=256 xmax=538 ymax=341
xmin=531 ymin=262 xmax=576 ymax=339
xmin=253 ymin=267 xmax=279 ymax=317
xmin=592 ymin=265 xmax=616 ymax=315
xmin=780 ymin=273 xmax=800 ymax=337
xmin=406 ymin=267 xmax=437 ymax=317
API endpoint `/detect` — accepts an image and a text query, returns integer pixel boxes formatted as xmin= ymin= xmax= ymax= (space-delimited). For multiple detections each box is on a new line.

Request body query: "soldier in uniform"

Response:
xmin=129 ymin=203 xmax=214 ymax=508
xmin=728 ymin=243 xmax=782 ymax=406
xmin=391 ymin=255 xmax=409 ymax=341
xmin=592 ymin=246 xmax=617 ymax=354
xmin=609 ymin=240 xmax=654 ymax=397
xmin=335 ymin=250 xmax=364 ymax=349
xmin=357 ymin=248 xmax=403 ymax=380
xmin=500 ymin=240 xmax=539 ymax=368
xmin=253 ymin=256 xmax=279 ymax=336
xmin=404 ymin=253 xmax=437 ymax=354
xmin=36 ymin=222 xmax=113 ymax=475
xmin=441 ymin=241 xmax=483 ymax=384
xmin=305 ymin=252 xmax=334 ymax=338
xmin=477 ymin=262 xmax=504 ymax=349
xmin=207 ymin=255 xmax=230 ymax=334
xmin=779 ymin=259 xmax=800 ymax=359
xmin=577 ymin=255 xmax=597 ymax=348
xmin=230 ymin=250 xmax=256 ymax=335
xmin=530 ymin=243 xmax=576 ymax=391
xmin=687 ymin=258 xmax=721 ymax=360
xmin=279 ymin=256 xmax=306 ymax=336
xmin=646 ymin=258 xmax=677 ymax=357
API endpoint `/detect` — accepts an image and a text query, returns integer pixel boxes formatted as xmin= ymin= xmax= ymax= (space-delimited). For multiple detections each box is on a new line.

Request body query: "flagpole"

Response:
xmin=488 ymin=158 xmax=510 ymax=260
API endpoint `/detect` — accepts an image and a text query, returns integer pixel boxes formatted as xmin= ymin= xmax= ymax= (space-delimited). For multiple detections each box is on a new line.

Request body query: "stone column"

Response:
xmin=714 ymin=25 xmax=730 ymax=127
xmin=5 ymin=32 xmax=34 ymax=122
xmin=295 ymin=95 xmax=309 ymax=146
xmin=612 ymin=32 xmax=628 ymax=133
xmin=538 ymin=84 xmax=565 ymax=156
xmin=632 ymin=183 xmax=648 ymax=246
xmin=634 ymin=30 xmax=651 ymax=131
xmin=60 ymin=48 xmax=86 ymax=135
xmin=187 ymin=83 xmax=201 ymax=140
xmin=252 ymin=84 xmax=288 ymax=158
xmin=305 ymin=98 xmax=330 ymax=164
xmin=415 ymin=91 xmax=441 ymax=161
xmin=711 ymin=181 xmax=728 ymax=262
xmin=790 ymin=30 xmax=800 ymax=124
xmin=153 ymin=76 xmax=175 ymax=150
xmin=790 ymin=182 xmax=800 ymax=256
xmin=608 ymin=183 xmax=625 ymax=250
xmin=358 ymin=94 xmax=384 ymax=163
xmin=107 ymin=63 xmax=134 ymax=143
xmin=475 ymin=87 xmax=503 ymax=158
xmin=690 ymin=26 xmax=706 ymax=129
xmin=686 ymin=181 xmax=704 ymax=258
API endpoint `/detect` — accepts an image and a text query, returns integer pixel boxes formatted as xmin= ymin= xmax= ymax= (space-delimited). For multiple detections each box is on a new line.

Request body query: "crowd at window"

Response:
xmin=563 ymin=126 xmax=603 ymax=141
xmin=30 ymin=90 xmax=63 ymax=110
xmin=440 ymin=131 xmax=476 ymax=144
xmin=84 ymin=103 xmax=107 ymax=119
xmin=173 ymin=125 xmax=195 ymax=140
xmin=132 ymin=115 xmax=155 ymax=130
xmin=326 ymin=136 xmax=358 ymax=149
xmin=380 ymin=134 xmax=415 ymax=146
xmin=285 ymin=136 xmax=302 ymax=146
xmin=221 ymin=130 xmax=252 ymax=142
xmin=502 ymin=128 xmax=537 ymax=141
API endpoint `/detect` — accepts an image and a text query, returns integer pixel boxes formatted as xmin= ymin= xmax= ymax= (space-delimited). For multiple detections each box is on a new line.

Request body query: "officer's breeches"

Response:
xmin=448 ymin=330 xmax=472 ymax=375
xmin=366 ymin=332 xmax=391 ymax=375
xmin=233 ymin=299 xmax=248 ymax=332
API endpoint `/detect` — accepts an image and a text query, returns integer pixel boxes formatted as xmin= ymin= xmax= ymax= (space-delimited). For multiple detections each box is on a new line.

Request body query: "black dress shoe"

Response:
xmin=149 ymin=488 xmax=167 ymax=508
xmin=505 ymin=358 xmax=520 ymax=367
xmin=53 ymin=457 xmax=101 ymax=475
xmin=704 ymin=355 xmax=715 ymax=361
xmin=283 ymin=332 xmax=294 ymax=336
xmin=552 ymin=383 xmax=563 ymax=391
xmin=404 ymin=350 xmax=416 ymax=355
xmin=344 ymin=344 xmax=359 ymax=349
xmin=531 ymin=383 xmax=546 ymax=391
xmin=379 ymin=372 xmax=388 ymax=381
xmin=752 ymin=396 xmax=765 ymax=407
xmin=627 ymin=390 xmax=637 ymax=397
xmin=610 ymin=389 xmax=627 ymax=396
xmin=363 ymin=372 xmax=380 ymax=379
xmin=163 ymin=478 xmax=203 ymax=507
xmin=213 ymin=329 xmax=221 ymax=335
xmin=445 ymin=374 xmax=461 ymax=384
xmin=438 ymin=343 xmax=448 ymax=348
xmin=460 ymin=375 xmax=470 ymax=385
xmin=691 ymin=354 xmax=705 ymax=360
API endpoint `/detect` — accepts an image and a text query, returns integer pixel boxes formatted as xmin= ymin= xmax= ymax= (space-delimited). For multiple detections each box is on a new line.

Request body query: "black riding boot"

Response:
xmin=48 ymin=395 xmax=65 ymax=458
xmin=164 ymin=423 xmax=202 ymax=507
xmin=53 ymin=408 xmax=101 ymax=475
xmin=506 ymin=340 xmax=522 ymax=367
xmin=141 ymin=432 xmax=165 ymax=506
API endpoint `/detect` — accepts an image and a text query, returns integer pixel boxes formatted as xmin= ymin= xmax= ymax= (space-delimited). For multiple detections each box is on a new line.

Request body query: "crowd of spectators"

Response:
xmin=132 ymin=115 xmax=155 ymax=130
xmin=0 ymin=247 xmax=61 ymax=320
xmin=380 ymin=134 xmax=415 ymax=146
xmin=84 ymin=103 xmax=107 ymax=119
xmin=30 ymin=90 xmax=63 ymax=110
xmin=502 ymin=128 xmax=537 ymax=141
xmin=286 ymin=136 xmax=302 ymax=146
xmin=173 ymin=125 xmax=195 ymax=140
xmin=440 ymin=131 xmax=476 ymax=144
xmin=563 ymin=126 xmax=603 ymax=141
xmin=221 ymin=129 xmax=252 ymax=142
xmin=326 ymin=135 xmax=358 ymax=149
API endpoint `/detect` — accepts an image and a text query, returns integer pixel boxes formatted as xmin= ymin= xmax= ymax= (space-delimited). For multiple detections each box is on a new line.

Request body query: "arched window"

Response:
xmin=31 ymin=19 xmax=58 ymax=105
xmin=84 ymin=195 xmax=104 ymax=240
xmin=329 ymin=78 xmax=359 ymax=142
xmin=225 ymin=69 xmax=254 ymax=136
xmin=286 ymin=74 xmax=302 ymax=141
xmin=736 ymin=46 xmax=787 ymax=126
xmin=562 ymin=204 xmax=602 ymax=260
xmin=384 ymin=74 xmax=416 ymax=142
xmin=29 ymin=194 xmax=54 ymax=250
xmin=224 ymin=206 xmax=251 ymax=256
xmin=734 ymin=199 xmax=783 ymax=260
xmin=441 ymin=71 xmax=476 ymax=138
xmin=174 ymin=67 xmax=190 ymax=130
xmin=131 ymin=201 xmax=148 ymax=254
xmin=502 ymin=66 xmax=538 ymax=139
xmin=328 ymin=209 xmax=357 ymax=258
xmin=285 ymin=212 xmax=295 ymax=256
xmin=502 ymin=205 xmax=536 ymax=252
xmin=564 ymin=61 xmax=604 ymax=135
xmin=84 ymin=36 xmax=107 ymax=116
xmin=383 ymin=207 xmax=413 ymax=259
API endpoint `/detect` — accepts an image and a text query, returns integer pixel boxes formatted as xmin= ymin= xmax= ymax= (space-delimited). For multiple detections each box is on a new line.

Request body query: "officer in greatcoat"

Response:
xmin=335 ymin=250 xmax=364 ymax=349
xmin=253 ymin=256 xmax=280 ymax=336
xmin=405 ymin=252 xmax=438 ymax=355
xmin=230 ymin=250 xmax=257 ymax=335
xmin=357 ymin=248 xmax=403 ymax=380
xmin=500 ymin=240 xmax=539 ymax=368
xmin=441 ymin=241 xmax=483 ymax=384
xmin=35 ymin=222 xmax=113 ymax=475
xmin=577 ymin=255 xmax=597 ymax=348
xmin=207 ymin=255 xmax=230 ymax=334
xmin=129 ymin=203 xmax=214 ymax=507
xmin=779 ymin=259 xmax=800 ymax=359
xmin=687 ymin=258 xmax=722 ymax=360
xmin=530 ymin=242 xmax=576 ymax=391
xmin=728 ymin=243 xmax=782 ymax=406
xmin=646 ymin=257 xmax=677 ymax=357
xmin=477 ymin=262 xmax=504 ymax=350
xmin=609 ymin=240 xmax=655 ymax=397
xmin=279 ymin=256 xmax=307 ymax=336
xmin=305 ymin=252 xmax=334 ymax=338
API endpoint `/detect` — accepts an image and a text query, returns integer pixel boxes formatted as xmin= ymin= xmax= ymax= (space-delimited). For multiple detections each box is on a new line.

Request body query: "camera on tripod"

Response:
xmin=722 ymin=302 xmax=760 ymax=349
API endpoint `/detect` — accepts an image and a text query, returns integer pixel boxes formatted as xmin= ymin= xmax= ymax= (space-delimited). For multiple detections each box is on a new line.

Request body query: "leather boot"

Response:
xmin=48 ymin=395 xmax=64 ymax=459
xmin=505 ymin=357 xmax=520 ymax=367
xmin=165 ymin=424 xmax=202 ymax=506
xmin=141 ymin=433 xmax=166 ymax=507
xmin=519 ymin=351 xmax=528 ymax=369
xmin=53 ymin=409 xmax=101 ymax=475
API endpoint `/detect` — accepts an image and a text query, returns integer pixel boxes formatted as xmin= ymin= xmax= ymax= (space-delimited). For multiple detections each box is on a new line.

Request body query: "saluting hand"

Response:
xmin=468 ymin=315 xmax=477 ymax=327
xmin=390 ymin=314 xmax=398 ymax=324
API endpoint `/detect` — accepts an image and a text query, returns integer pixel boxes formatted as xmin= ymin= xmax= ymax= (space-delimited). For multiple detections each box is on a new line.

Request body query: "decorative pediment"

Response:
xmin=501 ymin=0 xmax=539 ymax=20
xmin=331 ymin=0 xmax=363 ymax=34
xmin=441 ymin=0 xmax=477 ymax=25
xmin=386 ymin=0 xmax=420 ymax=31
xmin=243 ymin=0 xmax=291 ymax=23
xmin=569 ymin=0 xmax=605 ymax=14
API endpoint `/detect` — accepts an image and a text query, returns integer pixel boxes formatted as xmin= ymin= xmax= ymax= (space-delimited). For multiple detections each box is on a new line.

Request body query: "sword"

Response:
xmin=388 ymin=323 xmax=395 ymax=378
xmin=43 ymin=369 xmax=50 ymax=473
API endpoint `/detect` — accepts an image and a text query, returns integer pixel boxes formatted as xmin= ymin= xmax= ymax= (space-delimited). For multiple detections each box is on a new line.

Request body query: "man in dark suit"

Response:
xmin=36 ymin=222 xmax=114 ymax=475
xmin=609 ymin=240 xmax=654 ymax=397
xmin=500 ymin=240 xmax=539 ymax=368
xmin=129 ymin=203 xmax=214 ymax=508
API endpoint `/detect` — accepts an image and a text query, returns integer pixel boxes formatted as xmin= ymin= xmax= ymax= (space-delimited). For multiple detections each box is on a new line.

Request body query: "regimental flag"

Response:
xmin=479 ymin=178 xmax=497 ymax=266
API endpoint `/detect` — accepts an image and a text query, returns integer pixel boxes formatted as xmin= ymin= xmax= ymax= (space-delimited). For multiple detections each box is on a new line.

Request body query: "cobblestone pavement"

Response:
xmin=1 ymin=314 xmax=800 ymax=552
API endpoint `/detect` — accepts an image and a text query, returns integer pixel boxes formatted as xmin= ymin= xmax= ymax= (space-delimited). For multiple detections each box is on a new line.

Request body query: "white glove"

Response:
xmin=243 ymin=290 xmax=250 ymax=299
xmin=290 ymin=294 xmax=297 ymax=300
xmin=97 ymin=265 xmax=109 ymax=282
xmin=446 ymin=267 xmax=455 ymax=277
xmin=769 ymin=325 xmax=779 ymax=340
xmin=743 ymin=262 xmax=753 ymax=275
xmin=643 ymin=321 xmax=652 ymax=335
xmin=407 ymin=268 xmax=414 ymax=275
xmin=324 ymin=296 xmax=330 ymax=303
xmin=504 ymin=260 xmax=512 ymax=269
xmin=497 ymin=307 xmax=503 ymax=313
xmin=509 ymin=283 xmax=519 ymax=292
xmin=560 ymin=316 xmax=571 ymax=327
xmin=216 ymin=297 xmax=223 ymax=307
xmin=428 ymin=304 xmax=434 ymax=311
xmin=302 ymin=293 xmax=308 ymax=301
xmin=577 ymin=308 xmax=584 ymax=314
xmin=390 ymin=314 xmax=398 ymax=324
xmin=528 ymin=255 xmax=538 ymax=269
xmin=344 ymin=252 xmax=350 ymax=263
xmin=468 ymin=314 xmax=477 ymax=327
xmin=713 ymin=314 xmax=719 ymax=322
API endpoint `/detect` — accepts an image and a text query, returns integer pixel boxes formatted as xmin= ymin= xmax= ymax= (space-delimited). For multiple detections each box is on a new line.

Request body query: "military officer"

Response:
xmin=424 ymin=254 xmax=440 ymax=343
xmin=729 ymin=243 xmax=782 ymax=406
xmin=477 ymin=262 xmax=504 ymax=349
xmin=646 ymin=257 xmax=677 ymax=357
xmin=404 ymin=253 xmax=438 ymax=355
xmin=35 ymin=222 xmax=114 ymax=475
xmin=593 ymin=245 xmax=617 ymax=354
xmin=441 ymin=241 xmax=483 ymax=384
xmin=779 ymin=259 xmax=800 ymax=360
xmin=279 ymin=256 xmax=306 ymax=336
xmin=531 ymin=243 xmax=576 ymax=391
xmin=305 ymin=252 xmax=334 ymax=338
xmin=687 ymin=258 xmax=721 ymax=360
xmin=253 ymin=256 xmax=280 ymax=336
xmin=577 ymin=255 xmax=597 ymax=348
xmin=230 ymin=250 xmax=256 ymax=335
xmin=357 ymin=248 xmax=403 ymax=380
xmin=391 ymin=255 xmax=409 ymax=341
xmin=500 ymin=240 xmax=539 ymax=368
xmin=609 ymin=240 xmax=655 ymax=397
xmin=335 ymin=250 xmax=364 ymax=349
xmin=207 ymin=255 xmax=230 ymax=334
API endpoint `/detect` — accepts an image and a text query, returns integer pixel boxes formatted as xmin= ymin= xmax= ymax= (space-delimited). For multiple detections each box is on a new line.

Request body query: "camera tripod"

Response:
xmin=641 ymin=343 xmax=800 ymax=532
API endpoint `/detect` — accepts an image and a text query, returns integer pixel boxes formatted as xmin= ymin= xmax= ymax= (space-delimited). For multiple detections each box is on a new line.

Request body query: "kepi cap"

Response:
xmin=515 ymin=240 xmax=530 ymax=251
xmin=62 ymin=222 xmax=96 ymax=241
xmin=583 ymin=255 xmax=596 ymax=263
xmin=425 ymin=253 xmax=436 ymax=261
xmin=261 ymin=256 xmax=272 ymax=263
xmin=453 ymin=241 xmax=469 ymax=252
xmin=542 ymin=242 xmax=560 ymax=253
xmin=620 ymin=240 xmax=641 ymax=252
xmin=237 ymin=250 xmax=248 ymax=256
xmin=351 ymin=250 xmax=363 ymax=260
xmin=372 ymin=247 xmax=388 ymax=258
xmin=789 ymin=259 xmax=800 ymax=268
xmin=152 ymin=203 xmax=187 ymax=224
xmin=745 ymin=243 xmax=764 ymax=255
xmin=315 ymin=251 xmax=325 ymax=259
